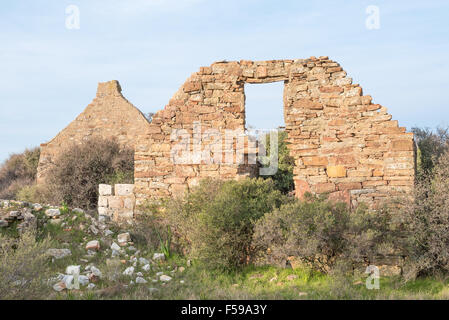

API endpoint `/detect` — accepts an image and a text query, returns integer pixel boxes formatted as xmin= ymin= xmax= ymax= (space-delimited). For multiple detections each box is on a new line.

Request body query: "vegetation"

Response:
xmin=0 ymin=148 xmax=40 ymax=200
xmin=261 ymin=130 xmax=295 ymax=194
xmin=164 ymin=178 xmax=287 ymax=270
xmin=45 ymin=138 xmax=134 ymax=209
xmin=3 ymin=126 xmax=449 ymax=299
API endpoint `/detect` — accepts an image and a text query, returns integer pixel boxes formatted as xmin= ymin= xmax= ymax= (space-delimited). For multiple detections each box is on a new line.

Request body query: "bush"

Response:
xmin=16 ymin=184 xmax=52 ymax=204
xmin=165 ymin=178 xmax=287 ymax=271
xmin=46 ymin=138 xmax=134 ymax=209
xmin=253 ymin=195 xmax=403 ymax=274
xmin=0 ymin=148 xmax=40 ymax=199
xmin=0 ymin=232 xmax=52 ymax=300
xmin=261 ymin=130 xmax=295 ymax=194
xmin=404 ymin=148 xmax=449 ymax=278
xmin=412 ymin=126 xmax=449 ymax=178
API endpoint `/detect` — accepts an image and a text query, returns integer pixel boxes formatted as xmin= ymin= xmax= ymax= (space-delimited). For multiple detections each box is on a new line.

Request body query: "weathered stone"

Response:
xmin=85 ymin=240 xmax=100 ymax=251
xmin=45 ymin=209 xmax=61 ymax=218
xmin=326 ymin=165 xmax=346 ymax=178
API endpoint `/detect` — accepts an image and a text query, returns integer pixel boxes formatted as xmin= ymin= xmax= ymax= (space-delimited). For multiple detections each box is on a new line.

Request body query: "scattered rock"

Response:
xmin=104 ymin=229 xmax=114 ymax=236
xmin=90 ymin=266 xmax=102 ymax=278
xmin=139 ymin=257 xmax=149 ymax=265
xmin=47 ymin=248 xmax=72 ymax=259
xmin=180 ymin=280 xmax=185 ymax=284
xmin=79 ymin=275 xmax=90 ymax=286
xmin=117 ymin=232 xmax=131 ymax=245
xmin=178 ymin=267 xmax=185 ymax=273
xmin=136 ymin=272 xmax=143 ymax=277
xmin=0 ymin=220 xmax=8 ymax=228
xmin=53 ymin=281 xmax=66 ymax=292
xmin=111 ymin=242 xmax=121 ymax=251
xmin=136 ymin=277 xmax=147 ymax=284
xmin=153 ymin=253 xmax=165 ymax=261
xmin=142 ymin=264 xmax=151 ymax=272
xmin=87 ymin=283 xmax=96 ymax=290
xmin=73 ymin=208 xmax=84 ymax=214
xmin=156 ymin=272 xmax=164 ymax=277
xmin=89 ymin=225 xmax=99 ymax=235
xmin=86 ymin=240 xmax=100 ymax=251
xmin=66 ymin=265 xmax=80 ymax=275
xmin=298 ymin=292 xmax=308 ymax=297
xmin=45 ymin=208 xmax=61 ymax=218
xmin=32 ymin=204 xmax=43 ymax=211
xmin=123 ymin=267 xmax=134 ymax=276
xmin=128 ymin=246 xmax=137 ymax=252
xmin=159 ymin=275 xmax=172 ymax=282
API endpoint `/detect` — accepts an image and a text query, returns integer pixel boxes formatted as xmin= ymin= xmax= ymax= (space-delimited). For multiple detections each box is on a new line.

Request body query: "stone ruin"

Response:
xmin=37 ymin=56 xmax=416 ymax=220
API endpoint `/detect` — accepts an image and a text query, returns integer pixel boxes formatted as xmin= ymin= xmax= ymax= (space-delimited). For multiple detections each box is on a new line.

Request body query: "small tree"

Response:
xmin=46 ymin=138 xmax=134 ymax=209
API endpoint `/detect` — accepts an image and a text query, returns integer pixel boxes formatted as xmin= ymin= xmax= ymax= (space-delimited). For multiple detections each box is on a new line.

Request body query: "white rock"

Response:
xmin=45 ymin=209 xmax=61 ymax=218
xmin=85 ymin=240 xmax=100 ymax=251
xmin=90 ymin=266 xmax=102 ymax=278
xmin=111 ymin=242 xmax=121 ymax=251
xmin=87 ymin=283 xmax=96 ymax=290
xmin=117 ymin=232 xmax=131 ymax=245
xmin=180 ymin=280 xmax=185 ymax=284
xmin=0 ymin=220 xmax=8 ymax=228
xmin=99 ymin=184 xmax=112 ymax=196
xmin=136 ymin=272 xmax=143 ymax=277
xmin=104 ymin=229 xmax=114 ymax=236
xmin=123 ymin=267 xmax=134 ymax=276
xmin=136 ymin=277 xmax=147 ymax=284
xmin=79 ymin=275 xmax=89 ymax=286
xmin=156 ymin=272 xmax=164 ymax=276
xmin=66 ymin=265 xmax=80 ymax=275
xmin=142 ymin=264 xmax=151 ymax=272
xmin=47 ymin=248 xmax=71 ymax=259
xmin=73 ymin=208 xmax=84 ymax=214
xmin=160 ymin=275 xmax=172 ymax=282
xmin=139 ymin=257 xmax=149 ymax=265
xmin=53 ymin=282 xmax=66 ymax=292
xmin=153 ymin=253 xmax=165 ymax=261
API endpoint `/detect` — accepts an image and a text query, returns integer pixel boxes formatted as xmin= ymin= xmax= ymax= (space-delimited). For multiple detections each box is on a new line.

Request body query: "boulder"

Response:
xmin=85 ymin=240 xmax=100 ymax=251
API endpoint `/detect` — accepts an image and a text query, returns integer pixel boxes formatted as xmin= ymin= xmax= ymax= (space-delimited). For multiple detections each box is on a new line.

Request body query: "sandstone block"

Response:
xmin=326 ymin=165 xmax=346 ymax=178
xmin=99 ymin=184 xmax=112 ymax=196
xmin=115 ymin=184 xmax=135 ymax=196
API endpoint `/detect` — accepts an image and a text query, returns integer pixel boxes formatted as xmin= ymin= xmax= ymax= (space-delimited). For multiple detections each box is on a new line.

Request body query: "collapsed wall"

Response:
xmin=134 ymin=57 xmax=415 ymax=208
xmin=37 ymin=80 xmax=151 ymax=183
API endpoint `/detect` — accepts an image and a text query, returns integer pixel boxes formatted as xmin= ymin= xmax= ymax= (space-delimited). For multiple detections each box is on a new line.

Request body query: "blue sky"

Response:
xmin=1 ymin=0 xmax=448 ymax=163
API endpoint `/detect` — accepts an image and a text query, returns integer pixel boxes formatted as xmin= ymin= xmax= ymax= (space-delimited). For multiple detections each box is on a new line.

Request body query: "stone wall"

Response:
xmin=98 ymin=184 xmax=135 ymax=221
xmin=134 ymin=57 xmax=415 ymax=208
xmin=37 ymin=80 xmax=151 ymax=183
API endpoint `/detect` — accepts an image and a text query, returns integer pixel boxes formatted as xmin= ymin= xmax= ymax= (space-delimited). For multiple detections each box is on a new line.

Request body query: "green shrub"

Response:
xmin=0 ymin=232 xmax=52 ymax=300
xmin=16 ymin=184 xmax=51 ymax=204
xmin=165 ymin=178 xmax=287 ymax=271
xmin=253 ymin=195 xmax=403 ymax=274
xmin=412 ymin=126 xmax=449 ymax=178
xmin=261 ymin=130 xmax=295 ymax=194
xmin=0 ymin=147 xmax=40 ymax=199
xmin=46 ymin=138 xmax=134 ymax=209
xmin=404 ymin=148 xmax=449 ymax=278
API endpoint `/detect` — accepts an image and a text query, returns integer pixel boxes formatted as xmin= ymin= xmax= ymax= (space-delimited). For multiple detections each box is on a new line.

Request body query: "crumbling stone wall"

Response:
xmin=98 ymin=184 xmax=135 ymax=221
xmin=37 ymin=80 xmax=151 ymax=183
xmin=134 ymin=57 xmax=415 ymax=208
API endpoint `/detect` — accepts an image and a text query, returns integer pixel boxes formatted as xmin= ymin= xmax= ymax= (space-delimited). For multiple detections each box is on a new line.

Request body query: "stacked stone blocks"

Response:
xmin=98 ymin=184 xmax=135 ymax=221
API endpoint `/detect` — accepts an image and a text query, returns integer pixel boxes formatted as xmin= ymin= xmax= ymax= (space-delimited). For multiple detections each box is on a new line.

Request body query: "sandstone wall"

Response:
xmin=134 ymin=57 xmax=415 ymax=208
xmin=37 ymin=80 xmax=151 ymax=183
xmin=98 ymin=184 xmax=135 ymax=221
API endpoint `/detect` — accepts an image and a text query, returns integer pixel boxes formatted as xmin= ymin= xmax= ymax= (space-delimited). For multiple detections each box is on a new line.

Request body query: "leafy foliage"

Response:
xmin=165 ymin=178 xmax=287 ymax=271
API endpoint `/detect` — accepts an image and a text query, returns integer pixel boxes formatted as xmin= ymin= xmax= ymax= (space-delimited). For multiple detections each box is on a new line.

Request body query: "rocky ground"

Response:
xmin=0 ymin=199 xmax=188 ymax=299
